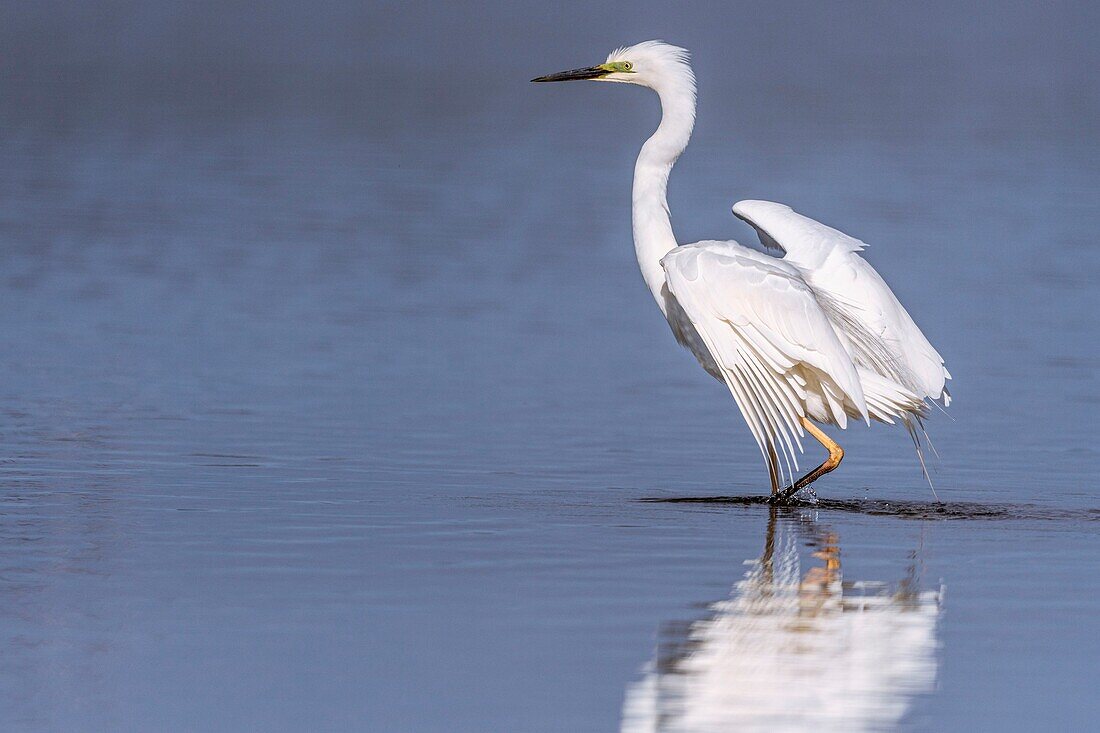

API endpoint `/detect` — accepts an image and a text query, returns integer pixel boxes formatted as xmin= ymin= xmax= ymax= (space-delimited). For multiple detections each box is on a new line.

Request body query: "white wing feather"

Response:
xmin=733 ymin=200 xmax=951 ymax=406
xmin=661 ymin=241 xmax=868 ymax=486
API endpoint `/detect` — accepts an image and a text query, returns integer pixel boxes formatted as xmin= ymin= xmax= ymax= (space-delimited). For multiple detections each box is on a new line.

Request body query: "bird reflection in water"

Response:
xmin=621 ymin=509 xmax=941 ymax=732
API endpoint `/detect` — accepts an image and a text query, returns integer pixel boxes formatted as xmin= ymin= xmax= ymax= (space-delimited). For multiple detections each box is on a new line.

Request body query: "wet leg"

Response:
xmin=776 ymin=417 xmax=844 ymax=501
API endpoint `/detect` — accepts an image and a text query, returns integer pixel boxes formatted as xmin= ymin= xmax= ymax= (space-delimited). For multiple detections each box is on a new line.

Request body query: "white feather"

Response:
xmin=662 ymin=242 xmax=868 ymax=486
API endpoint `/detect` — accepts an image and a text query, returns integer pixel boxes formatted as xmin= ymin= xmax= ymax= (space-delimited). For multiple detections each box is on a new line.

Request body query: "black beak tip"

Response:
xmin=530 ymin=67 xmax=607 ymax=84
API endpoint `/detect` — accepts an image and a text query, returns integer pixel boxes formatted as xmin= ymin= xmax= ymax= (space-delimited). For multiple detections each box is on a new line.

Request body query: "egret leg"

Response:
xmin=774 ymin=417 xmax=844 ymax=502
xmin=766 ymin=443 xmax=781 ymax=497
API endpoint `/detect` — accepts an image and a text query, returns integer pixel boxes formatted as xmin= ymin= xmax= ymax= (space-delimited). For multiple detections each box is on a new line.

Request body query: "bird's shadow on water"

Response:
xmin=639 ymin=494 xmax=1100 ymax=521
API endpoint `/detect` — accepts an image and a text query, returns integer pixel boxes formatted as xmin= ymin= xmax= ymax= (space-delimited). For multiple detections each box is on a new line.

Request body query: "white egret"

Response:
xmin=533 ymin=41 xmax=951 ymax=500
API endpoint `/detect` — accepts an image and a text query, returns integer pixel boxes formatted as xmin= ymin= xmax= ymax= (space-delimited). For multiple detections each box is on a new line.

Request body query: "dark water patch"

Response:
xmin=188 ymin=453 xmax=266 ymax=460
xmin=640 ymin=495 xmax=1100 ymax=522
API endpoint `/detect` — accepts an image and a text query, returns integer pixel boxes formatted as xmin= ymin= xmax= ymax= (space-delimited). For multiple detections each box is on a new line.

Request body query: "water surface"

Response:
xmin=1 ymin=2 xmax=1099 ymax=731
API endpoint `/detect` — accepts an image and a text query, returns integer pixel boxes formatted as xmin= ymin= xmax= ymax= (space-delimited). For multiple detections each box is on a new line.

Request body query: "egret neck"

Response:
xmin=632 ymin=81 xmax=696 ymax=314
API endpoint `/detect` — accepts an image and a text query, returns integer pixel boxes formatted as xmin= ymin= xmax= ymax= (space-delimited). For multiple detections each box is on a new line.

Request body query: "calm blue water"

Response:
xmin=1 ymin=3 xmax=1099 ymax=731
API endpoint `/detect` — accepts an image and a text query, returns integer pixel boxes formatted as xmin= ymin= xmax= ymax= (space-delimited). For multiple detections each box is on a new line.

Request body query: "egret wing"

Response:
xmin=733 ymin=200 xmax=951 ymax=404
xmin=661 ymin=241 xmax=867 ymax=485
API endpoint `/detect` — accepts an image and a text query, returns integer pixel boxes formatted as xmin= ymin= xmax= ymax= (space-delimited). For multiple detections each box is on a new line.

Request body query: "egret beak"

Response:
xmin=530 ymin=66 xmax=610 ymax=83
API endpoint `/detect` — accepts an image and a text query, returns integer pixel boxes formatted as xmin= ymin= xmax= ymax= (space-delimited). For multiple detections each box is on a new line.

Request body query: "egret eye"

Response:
xmin=621 ymin=62 xmax=633 ymax=71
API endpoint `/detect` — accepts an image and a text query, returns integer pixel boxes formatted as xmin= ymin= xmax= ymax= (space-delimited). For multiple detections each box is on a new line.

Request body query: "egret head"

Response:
xmin=531 ymin=40 xmax=694 ymax=97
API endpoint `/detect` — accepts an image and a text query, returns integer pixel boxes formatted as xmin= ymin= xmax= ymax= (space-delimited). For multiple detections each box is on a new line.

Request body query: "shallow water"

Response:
xmin=2 ymin=3 xmax=1100 ymax=731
